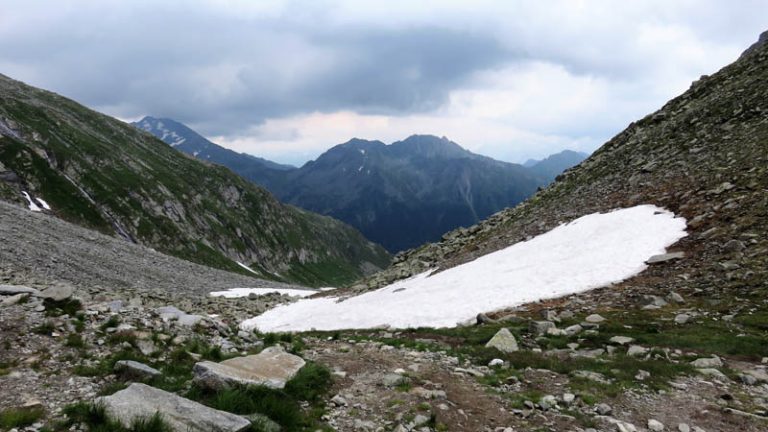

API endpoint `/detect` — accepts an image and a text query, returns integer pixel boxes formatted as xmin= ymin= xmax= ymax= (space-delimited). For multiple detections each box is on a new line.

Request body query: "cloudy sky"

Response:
xmin=0 ymin=1 xmax=764 ymax=165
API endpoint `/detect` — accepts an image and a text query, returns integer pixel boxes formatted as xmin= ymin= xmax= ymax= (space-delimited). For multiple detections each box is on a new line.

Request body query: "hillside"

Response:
xmin=0 ymin=74 xmax=390 ymax=287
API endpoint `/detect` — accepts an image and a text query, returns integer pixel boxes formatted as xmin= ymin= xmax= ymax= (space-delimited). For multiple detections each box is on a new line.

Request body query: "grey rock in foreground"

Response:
xmin=97 ymin=383 xmax=251 ymax=432
xmin=193 ymin=346 xmax=305 ymax=390
xmin=0 ymin=284 xmax=40 ymax=295
xmin=114 ymin=360 xmax=161 ymax=379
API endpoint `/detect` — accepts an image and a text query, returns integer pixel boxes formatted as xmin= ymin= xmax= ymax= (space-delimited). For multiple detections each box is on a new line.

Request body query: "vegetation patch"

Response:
xmin=0 ymin=407 xmax=44 ymax=429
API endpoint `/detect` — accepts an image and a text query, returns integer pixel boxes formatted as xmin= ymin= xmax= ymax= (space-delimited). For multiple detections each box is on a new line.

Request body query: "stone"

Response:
xmin=646 ymin=252 xmax=685 ymax=264
xmin=114 ymin=360 xmax=161 ymax=378
xmin=529 ymin=320 xmax=556 ymax=336
xmin=616 ymin=421 xmax=638 ymax=432
xmin=648 ymin=419 xmax=665 ymax=431
xmin=97 ymin=383 xmax=251 ymax=432
xmin=739 ymin=374 xmax=758 ymax=385
xmin=485 ymin=328 xmax=519 ymax=353
xmin=382 ymin=373 xmax=406 ymax=387
xmin=697 ymin=368 xmax=727 ymax=379
xmin=564 ymin=324 xmax=583 ymax=336
xmin=744 ymin=368 xmax=768 ymax=383
xmin=0 ymin=285 xmax=40 ymax=296
xmin=627 ymin=345 xmax=649 ymax=357
xmin=330 ymin=394 xmax=348 ymax=406
xmin=674 ymin=314 xmax=691 ymax=324
xmin=136 ymin=340 xmax=157 ymax=356
xmin=574 ymin=370 xmax=612 ymax=384
xmin=539 ymin=395 xmax=557 ymax=410
xmin=37 ymin=284 xmax=74 ymax=301
xmin=155 ymin=306 xmax=204 ymax=327
xmin=193 ymin=346 xmax=305 ymax=390
xmin=584 ymin=314 xmax=605 ymax=323
xmin=2 ymin=293 xmax=28 ymax=306
xmin=488 ymin=358 xmax=504 ymax=367
xmin=476 ymin=313 xmax=496 ymax=324
xmin=690 ymin=356 xmax=722 ymax=368
xmin=609 ymin=336 xmax=635 ymax=346
xmin=412 ymin=414 xmax=430 ymax=427
xmin=635 ymin=370 xmax=651 ymax=381
xmin=595 ymin=403 xmax=613 ymax=415
xmin=678 ymin=424 xmax=690 ymax=432
xmin=562 ymin=393 xmax=576 ymax=406
xmin=667 ymin=292 xmax=685 ymax=304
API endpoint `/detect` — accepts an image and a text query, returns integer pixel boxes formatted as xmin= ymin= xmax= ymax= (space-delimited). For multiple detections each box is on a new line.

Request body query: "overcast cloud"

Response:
xmin=0 ymin=0 xmax=764 ymax=164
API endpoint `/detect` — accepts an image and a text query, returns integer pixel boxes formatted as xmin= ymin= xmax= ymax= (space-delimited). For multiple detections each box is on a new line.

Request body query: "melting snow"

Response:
xmin=35 ymin=197 xmax=51 ymax=210
xmin=21 ymin=192 xmax=42 ymax=212
xmin=210 ymin=288 xmax=318 ymax=298
xmin=241 ymin=205 xmax=688 ymax=332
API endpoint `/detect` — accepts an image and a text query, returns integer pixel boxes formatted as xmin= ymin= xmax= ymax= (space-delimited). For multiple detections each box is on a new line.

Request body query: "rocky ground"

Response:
xmin=1 ymin=250 xmax=768 ymax=431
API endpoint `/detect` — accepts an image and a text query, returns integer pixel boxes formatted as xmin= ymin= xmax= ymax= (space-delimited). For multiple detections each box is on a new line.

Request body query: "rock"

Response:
xmin=529 ymin=320 xmax=556 ymax=336
xmin=674 ymin=314 xmax=691 ymax=324
xmin=155 ymin=306 xmax=204 ymax=326
xmin=690 ymin=356 xmax=722 ymax=368
xmin=743 ymin=369 xmax=768 ymax=383
xmin=0 ymin=285 xmax=40 ymax=296
xmin=667 ymin=292 xmax=685 ymax=304
xmin=488 ymin=358 xmax=505 ymax=367
xmin=648 ymin=419 xmax=665 ymax=431
xmin=412 ymin=414 xmax=430 ymax=427
xmin=476 ymin=313 xmax=496 ymax=325
xmin=646 ymin=252 xmax=685 ymax=264
xmin=193 ymin=346 xmax=305 ymax=390
xmin=245 ymin=414 xmax=280 ymax=432
xmin=609 ymin=336 xmax=635 ymax=346
xmin=330 ymin=394 xmax=348 ymax=406
xmin=616 ymin=421 xmax=638 ymax=432
xmin=635 ymin=370 xmax=651 ymax=381
xmin=739 ymin=374 xmax=758 ymax=385
xmin=564 ymin=324 xmax=583 ymax=336
xmin=97 ymin=383 xmax=251 ymax=432
xmin=38 ymin=284 xmax=74 ymax=301
xmin=2 ymin=293 xmax=28 ymax=306
xmin=539 ymin=395 xmax=557 ymax=410
xmin=136 ymin=340 xmax=157 ymax=356
xmin=485 ymin=328 xmax=519 ymax=353
xmin=627 ymin=345 xmax=649 ymax=357
xmin=562 ymin=393 xmax=576 ymax=406
xmin=114 ymin=360 xmax=162 ymax=379
xmin=584 ymin=314 xmax=605 ymax=323
xmin=382 ymin=373 xmax=407 ymax=387
xmin=697 ymin=368 xmax=727 ymax=379
xmin=574 ymin=370 xmax=612 ymax=384
xmin=595 ymin=403 xmax=613 ymax=415
xmin=678 ymin=424 xmax=690 ymax=432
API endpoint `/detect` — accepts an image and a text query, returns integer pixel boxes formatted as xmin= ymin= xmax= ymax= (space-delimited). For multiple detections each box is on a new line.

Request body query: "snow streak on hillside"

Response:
xmin=242 ymin=205 xmax=687 ymax=332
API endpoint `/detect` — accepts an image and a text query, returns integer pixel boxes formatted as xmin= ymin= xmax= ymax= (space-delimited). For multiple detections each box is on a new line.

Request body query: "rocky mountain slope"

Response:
xmin=0 ymin=75 xmax=390 ymax=287
xmin=135 ymin=121 xmax=583 ymax=252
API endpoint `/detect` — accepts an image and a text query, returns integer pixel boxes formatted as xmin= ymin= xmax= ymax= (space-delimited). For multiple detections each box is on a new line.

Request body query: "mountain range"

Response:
xmin=0 ymin=74 xmax=390 ymax=287
xmin=135 ymin=117 xmax=587 ymax=252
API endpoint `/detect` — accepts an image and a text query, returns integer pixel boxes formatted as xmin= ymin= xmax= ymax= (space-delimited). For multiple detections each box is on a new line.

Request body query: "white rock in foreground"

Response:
xmin=242 ymin=205 xmax=687 ymax=332
xmin=97 ymin=383 xmax=251 ymax=432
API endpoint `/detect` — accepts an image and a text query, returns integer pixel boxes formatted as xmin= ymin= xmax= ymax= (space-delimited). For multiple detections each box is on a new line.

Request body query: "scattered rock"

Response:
xmin=646 ymin=252 xmax=685 ymax=264
xmin=648 ymin=419 xmax=665 ymax=431
xmin=529 ymin=320 xmax=556 ymax=336
xmin=627 ymin=345 xmax=649 ymax=357
xmin=0 ymin=284 xmax=40 ymax=296
xmin=609 ymin=336 xmax=635 ymax=346
xmin=690 ymin=356 xmax=723 ymax=368
xmin=584 ymin=314 xmax=605 ymax=324
xmin=38 ymin=284 xmax=74 ymax=301
xmin=595 ymin=403 xmax=613 ymax=415
xmin=114 ymin=360 xmax=162 ymax=379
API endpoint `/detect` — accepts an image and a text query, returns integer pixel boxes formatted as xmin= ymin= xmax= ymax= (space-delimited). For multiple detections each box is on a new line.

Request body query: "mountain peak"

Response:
xmin=391 ymin=134 xmax=471 ymax=159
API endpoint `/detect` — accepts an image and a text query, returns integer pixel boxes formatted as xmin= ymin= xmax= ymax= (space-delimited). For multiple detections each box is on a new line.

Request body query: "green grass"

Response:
xmin=99 ymin=316 xmax=121 ymax=332
xmin=33 ymin=321 xmax=55 ymax=336
xmin=0 ymin=407 xmax=44 ymax=429
xmin=44 ymin=298 xmax=82 ymax=317
xmin=65 ymin=333 xmax=86 ymax=349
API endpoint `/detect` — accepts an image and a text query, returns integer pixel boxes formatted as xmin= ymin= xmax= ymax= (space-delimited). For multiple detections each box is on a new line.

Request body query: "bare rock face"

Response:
xmin=193 ymin=346 xmax=306 ymax=390
xmin=97 ymin=383 xmax=251 ymax=432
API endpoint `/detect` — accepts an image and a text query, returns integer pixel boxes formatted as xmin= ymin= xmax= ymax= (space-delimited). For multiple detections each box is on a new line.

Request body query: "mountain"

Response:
xmin=133 ymin=116 xmax=294 ymax=189
xmin=523 ymin=149 xmax=588 ymax=182
xmin=358 ymin=28 xmax=768 ymax=297
xmin=0 ymin=74 xmax=390 ymax=287
xmin=136 ymin=122 xmax=584 ymax=252
xmin=273 ymin=135 xmax=549 ymax=252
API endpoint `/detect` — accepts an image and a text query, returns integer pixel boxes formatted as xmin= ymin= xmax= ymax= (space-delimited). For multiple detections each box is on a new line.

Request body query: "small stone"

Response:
xmin=584 ymin=314 xmax=605 ymax=323
xmin=690 ymin=356 xmax=722 ymax=368
xmin=539 ymin=395 xmax=557 ymax=410
xmin=412 ymin=414 xmax=430 ymax=427
xmin=114 ymin=360 xmax=162 ymax=378
xmin=678 ymin=424 xmax=690 ymax=432
xmin=627 ymin=345 xmax=649 ymax=357
xmin=646 ymin=252 xmax=685 ymax=264
xmin=564 ymin=324 xmax=583 ymax=336
xmin=562 ymin=393 xmax=576 ymax=406
xmin=609 ymin=336 xmax=635 ymax=346
xmin=382 ymin=373 xmax=406 ymax=387
xmin=595 ymin=403 xmax=612 ymax=415
xmin=529 ymin=321 xmax=556 ymax=336
xmin=674 ymin=314 xmax=691 ymax=324
xmin=648 ymin=419 xmax=665 ymax=431
xmin=330 ymin=395 xmax=347 ymax=406
xmin=38 ymin=284 xmax=74 ymax=301
xmin=488 ymin=358 xmax=504 ymax=367
xmin=635 ymin=370 xmax=651 ymax=381
xmin=667 ymin=292 xmax=685 ymax=304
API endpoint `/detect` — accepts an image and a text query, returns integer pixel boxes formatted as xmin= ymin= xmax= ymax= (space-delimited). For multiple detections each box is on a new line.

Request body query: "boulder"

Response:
xmin=529 ymin=320 xmax=556 ymax=336
xmin=690 ymin=356 xmax=723 ymax=368
xmin=97 ymin=383 xmax=251 ymax=432
xmin=485 ymin=328 xmax=519 ymax=353
xmin=584 ymin=314 xmax=606 ymax=324
xmin=193 ymin=346 xmax=305 ymax=390
xmin=609 ymin=336 xmax=635 ymax=346
xmin=37 ymin=284 xmax=74 ymax=301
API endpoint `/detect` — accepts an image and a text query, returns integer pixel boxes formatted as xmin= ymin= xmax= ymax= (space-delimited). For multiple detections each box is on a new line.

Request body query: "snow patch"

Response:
xmin=21 ymin=192 xmax=42 ymax=212
xmin=236 ymin=261 xmax=259 ymax=275
xmin=35 ymin=197 xmax=51 ymax=210
xmin=241 ymin=205 xmax=688 ymax=332
xmin=210 ymin=288 xmax=318 ymax=298
xmin=359 ymin=149 xmax=366 ymax=155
